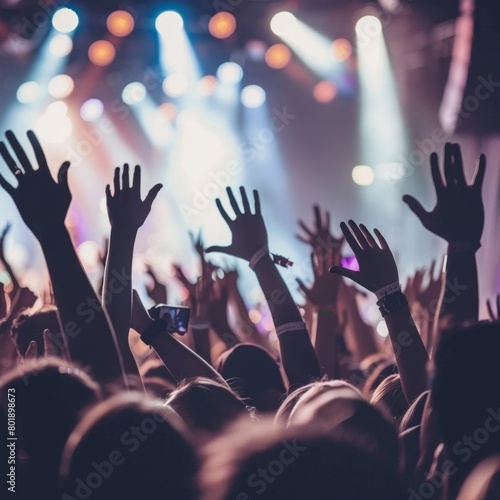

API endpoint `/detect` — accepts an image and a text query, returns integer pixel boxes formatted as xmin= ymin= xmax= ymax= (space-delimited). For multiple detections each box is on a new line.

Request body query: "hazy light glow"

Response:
xmin=48 ymin=74 xmax=74 ymax=98
xmin=52 ymin=8 xmax=79 ymax=33
xmin=216 ymin=62 xmax=243 ymax=85
xmin=35 ymin=101 xmax=72 ymax=143
xmin=122 ymin=82 xmax=146 ymax=105
xmin=162 ymin=73 xmax=188 ymax=97
xmin=88 ymin=40 xmax=116 ymax=66
xmin=270 ymin=12 xmax=297 ymax=37
xmin=377 ymin=320 xmax=389 ymax=337
xmin=155 ymin=11 xmax=183 ymax=34
xmin=49 ymin=34 xmax=73 ymax=57
xmin=240 ymin=85 xmax=266 ymax=108
xmin=352 ymin=165 xmax=375 ymax=186
xmin=331 ymin=38 xmax=352 ymax=62
xmin=196 ymin=75 xmax=217 ymax=96
xmin=265 ymin=43 xmax=291 ymax=69
xmin=16 ymin=81 xmax=41 ymax=104
xmin=355 ymin=15 xmax=382 ymax=39
xmin=80 ymin=99 xmax=104 ymax=122
xmin=313 ymin=81 xmax=337 ymax=103
xmin=209 ymin=12 xmax=237 ymax=39
xmin=107 ymin=10 xmax=135 ymax=37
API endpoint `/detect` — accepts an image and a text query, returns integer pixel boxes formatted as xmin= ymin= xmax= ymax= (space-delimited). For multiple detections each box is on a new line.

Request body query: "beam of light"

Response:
xmin=270 ymin=11 xmax=340 ymax=79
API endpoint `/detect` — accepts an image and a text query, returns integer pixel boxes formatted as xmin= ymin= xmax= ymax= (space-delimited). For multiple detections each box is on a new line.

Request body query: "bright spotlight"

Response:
xmin=52 ymin=8 xmax=79 ymax=33
xmin=216 ymin=62 xmax=243 ymax=85
xmin=162 ymin=73 xmax=188 ymax=97
xmin=48 ymin=74 xmax=74 ymax=98
xmin=355 ymin=15 xmax=382 ymax=38
xmin=107 ymin=10 xmax=135 ymax=37
xmin=35 ymin=101 xmax=72 ymax=143
xmin=122 ymin=82 xmax=146 ymax=105
xmin=270 ymin=12 xmax=297 ymax=37
xmin=155 ymin=11 xmax=183 ymax=34
xmin=16 ymin=81 xmax=41 ymax=104
xmin=209 ymin=12 xmax=237 ymax=39
xmin=240 ymin=85 xmax=266 ymax=108
xmin=80 ymin=99 xmax=104 ymax=122
xmin=88 ymin=40 xmax=116 ymax=67
xmin=265 ymin=43 xmax=292 ymax=69
xmin=352 ymin=165 xmax=375 ymax=186
xmin=49 ymin=34 xmax=73 ymax=57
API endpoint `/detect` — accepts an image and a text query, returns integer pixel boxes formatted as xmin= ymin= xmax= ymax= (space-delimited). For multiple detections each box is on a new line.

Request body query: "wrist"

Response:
xmin=377 ymin=291 xmax=408 ymax=317
xmin=447 ymin=241 xmax=481 ymax=254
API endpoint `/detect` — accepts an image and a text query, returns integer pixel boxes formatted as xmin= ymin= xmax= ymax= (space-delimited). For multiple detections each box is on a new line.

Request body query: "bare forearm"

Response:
xmin=312 ymin=309 xmax=339 ymax=378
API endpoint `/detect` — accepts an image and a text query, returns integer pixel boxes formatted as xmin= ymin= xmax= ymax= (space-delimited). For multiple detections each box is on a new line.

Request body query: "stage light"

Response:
xmin=209 ymin=12 xmax=237 ymax=39
xmin=240 ymin=85 xmax=266 ymax=108
xmin=355 ymin=15 xmax=382 ymax=38
xmin=49 ymin=34 xmax=73 ymax=57
xmin=122 ymin=82 xmax=146 ymax=105
xmin=162 ymin=73 xmax=188 ymax=97
xmin=48 ymin=74 xmax=74 ymax=98
xmin=352 ymin=165 xmax=375 ymax=186
xmin=216 ymin=62 xmax=243 ymax=85
xmin=270 ymin=12 xmax=297 ymax=37
xmin=80 ymin=99 xmax=104 ymax=122
xmin=35 ymin=101 xmax=72 ymax=144
xmin=107 ymin=10 xmax=134 ymax=37
xmin=265 ymin=43 xmax=291 ymax=69
xmin=158 ymin=102 xmax=178 ymax=121
xmin=16 ymin=81 xmax=41 ymax=104
xmin=88 ymin=40 xmax=116 ymax=67
xmin=52 ymin=8 xmax=79 ymax=33
xmin=196 ymin=75 xmax=217 ymax=96
xmin=313 ymin=81 xmax=337 ymax=103
xmin=155 ymin=11 xmax=183 ymax=34
xmin=331 ymin=38 xmax=352 ymax=62
xmin=376 ymin=321 xmax=389 ymax=337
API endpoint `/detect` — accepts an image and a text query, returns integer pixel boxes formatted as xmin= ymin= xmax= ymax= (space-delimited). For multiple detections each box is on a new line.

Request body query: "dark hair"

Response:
xmin=60 ymin=393 xmax=198 ymax=500
xmin=216 ymin=343 xmax=286 ymax=413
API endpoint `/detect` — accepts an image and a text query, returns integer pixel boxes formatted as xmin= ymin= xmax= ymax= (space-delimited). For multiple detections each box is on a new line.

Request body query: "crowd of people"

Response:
xmin=0 ymin=129 xmax=498 ymax=500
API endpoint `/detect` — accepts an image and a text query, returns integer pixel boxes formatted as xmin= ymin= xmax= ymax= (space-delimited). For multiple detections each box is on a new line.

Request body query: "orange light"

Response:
xmin=88 ymin=40 xmax=116 ymax=66
xmin=331 ymin=38 xmax=352 ymax=62
xmin=208 ymin=12 xmax=236 ymax=39
xmin=107 ymin=10 xmax=134 ymax=37
xmin=158 ymin=103 xmax=178 ymax=121
xmin=313 ymin=81 xmax=337 ymax=103
xmin=196 ymin=75 xmax=217 ymax=96
xmin=265 ymin=43 xmax=292 ymax=69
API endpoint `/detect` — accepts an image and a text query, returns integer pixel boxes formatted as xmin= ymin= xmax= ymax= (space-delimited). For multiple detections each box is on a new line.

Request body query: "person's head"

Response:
xmin=165 ymin=377 xmax=252 ymax=433
xmin=216 ymin=343 xmax=286 ymax=413
xmin=10 ymin=306 xmax=61 ymax=357
xmin=0 ymin=358 xmax=100 ymax=497
xmin=370 ymin=373 xmax=409 ymax=424
xmin=199 ymin=418 xmax=403 ymax=500
xmin=432 ymin=322 xmax=500 ymax=471
xmin=60 ymin=393 xmax=198 ymax=500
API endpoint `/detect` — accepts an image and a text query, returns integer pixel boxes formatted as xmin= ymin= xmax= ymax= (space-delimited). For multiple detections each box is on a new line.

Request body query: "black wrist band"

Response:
xmin=140 ymin=320 xmax=167 ymax=346
xmin=377 ymin=291 xmax=408 ymax=317
xmin=271 ymin=253 xmax=293 ymax=268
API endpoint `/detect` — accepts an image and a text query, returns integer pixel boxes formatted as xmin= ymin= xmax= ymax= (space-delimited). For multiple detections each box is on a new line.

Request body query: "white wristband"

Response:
xmin=275 ymin=321 xmax=306 ymax=336
xmin=191 ymin=322 xmax=210 ymax=330
xmin=374 ymin=281 xmax=401 ymax=300
xmin=249 ymin=246 xmax=269 ymax=270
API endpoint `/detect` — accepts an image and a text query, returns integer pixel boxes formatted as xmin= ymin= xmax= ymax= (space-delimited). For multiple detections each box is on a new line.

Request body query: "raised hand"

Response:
xmin=206 ymin=187 xmax=268 ymax=261
xmin=145 ymin=265 xmax=167 ymax=306
xmin=105 ymin=164 xmax=162 ymax=232
xmin=402 ymin=143 xmax=486 ymax=245
xmin=0 ymin=130 xmax=71 ymax=239
xmin=330 ymin=221 xmax=398 ymax=293
xmin=486 ymin=294 xmax=500 ymax=321
xmin=297 ymin=252 xmax=341 ymax=308
xmin=297 ymin=205 xmax=344 ymax=268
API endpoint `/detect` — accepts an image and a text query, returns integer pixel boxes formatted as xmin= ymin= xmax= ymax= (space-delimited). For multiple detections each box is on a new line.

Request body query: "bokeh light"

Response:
xmin=208 ymin=12 xmax=237 ymax=39
xmin=331 ymin=38 xmax=352 ymax=62
xmin=355 ymin=15 xmax=382 ymax=37
xmin=80 ymin=99 xmax=104 ymax=122
xmin=88 ymin=40 xmax=116 ymax=67
xmin=270 ymin=11 xmax=297 ymax=37
xmin=313 ymin=81 xmax=337 ymax=103
xmin=158 ymin=102 xmax=178 ymax=121
xmin=49 ymin=34 xmax=73 ymax=57
xmin=352 ymin=165 xmax=375 ymax=186
xmin=52 ymin=8 xmax=79 ymax=33
xmin=35 ymin=101 xmax=72 ymax=144
xmin=240 ymin=85 xmax=266 ymax=108
xmin=377 ymin=321 xmax=389 ymax=337
xmin=16 ymin=81 xmax=41 ymax=104
xmin=122 ymin=82 xmax=146 ymax=105
xmin=265 ymin=43 xmax=292 ymax=69
xmin=48 ymin=74 xmax=74 ymax=99
xmin=196 ymin=75 xmax=217 ymax=96
xmin=162 ymin=74 xmax=188 ymax=98
xmin=107 ymin=10 xmax=135 ymax=37
xmin=155 ymin=11 xmax=183 ymax=34
xmin=216 ymin=62 xmax=243 ymax=85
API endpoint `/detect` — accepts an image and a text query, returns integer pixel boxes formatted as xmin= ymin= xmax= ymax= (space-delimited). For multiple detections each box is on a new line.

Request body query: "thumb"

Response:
xmin=205 ymin=245 xmax=234 ymax=256
xmin=329 ymin=266 xmax=364 ymax=287
xmin=402 ymin=195 xmax=429 ymax=224
xmin=144 ymin=183 xmax=163 ymax=209
xmin=57 ymin=161 xmax=71 ymax=186
xmin=43 ymin=328 xmax=57 ymax=357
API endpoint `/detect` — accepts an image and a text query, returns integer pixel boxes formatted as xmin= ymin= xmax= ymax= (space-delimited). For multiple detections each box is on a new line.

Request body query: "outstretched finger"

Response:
xmin=27 ymin=130 xmax=49 ymax=173
xmin=239 ymin=186 xmax=251 ymax=214
xmin=451 ymin=143 xmax=467 ymax=188
xmin=348 ymin=220 xmax=369 ymax=250
xmin=133 ymin=165 xmax=141 ymax=193
xmin=402 ymin=195 xmax=430 ymax=227
xmin=57 ymin=161 xmax=71 ymax=187
xmin=113 ymin=167 xmax=120 ymax=195
xmin=25 ymin=340 xmax=38 ymax=359
xmin=205 ymin=245 xmax=234 ymax=257
xmin=430 ymin=152 xmax=444 ymax=195
xmin=144 ymin=183 xmax=163 ymax=210
xmin=340 ymin=221 xmax=361 ymax=255
xmin=122 ymin=163 xmax=130 ymax=190
xmin=226 ymin=187 xmax=241 ymax=216
xmin=253 ymin=189 xmax=261 ymax=215
xmin=329 ymin=266 xmax=363 ymax=287
xmin=296 ymin=278 xmax=311 ymax=300
xmin=472 ymin=154 xmax=486 ymax=190
xmin=359 ymin=224 xmax=378 ymax=249
xmin=215 ymin=198 xmax=233 ymax=225
xmin=443 ymin=143 xmax=455 ymax=187
xmin=43 ymin=329 xmax=58 ymax=357
xmin=313 ymin=205 xmax=322 ymax=231
xmin=0 ymin=173 xmax=14 ymax=196
xmin=0 ymin=141 xmax=21 ymax=176
xmin=373 ymin=228 xmax=389 ymax=250
xmin=6 ymin=130 xmax=32 ymax=173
